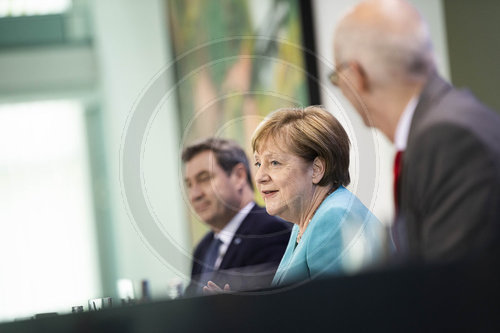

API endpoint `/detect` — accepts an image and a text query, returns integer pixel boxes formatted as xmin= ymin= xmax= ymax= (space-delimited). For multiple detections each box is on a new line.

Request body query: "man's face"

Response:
xmin=184 ymin=150 xmax=240 ymax=229
xmin=333 ymin=44 xmax=373 ymax=127
xmin=339 ymin=77 xmax=372 ymax=127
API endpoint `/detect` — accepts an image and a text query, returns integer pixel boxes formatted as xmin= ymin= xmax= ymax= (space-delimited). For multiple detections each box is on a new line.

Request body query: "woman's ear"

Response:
xmin=312 ymin=157 xmax=326 ymax=185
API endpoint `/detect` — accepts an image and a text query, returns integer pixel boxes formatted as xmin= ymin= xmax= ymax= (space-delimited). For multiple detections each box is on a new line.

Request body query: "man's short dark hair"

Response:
xmin=182 ymin=138 xmax=254 ymax=190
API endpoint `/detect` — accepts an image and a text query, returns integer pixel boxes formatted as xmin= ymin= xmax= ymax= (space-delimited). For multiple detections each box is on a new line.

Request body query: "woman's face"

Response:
xmin=254 ymin=140 xmax=314 ymax=223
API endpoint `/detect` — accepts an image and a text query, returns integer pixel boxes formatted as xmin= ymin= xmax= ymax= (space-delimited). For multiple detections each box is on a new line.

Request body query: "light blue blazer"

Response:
xmin=272 ymin=186 xmax=385 ymax=287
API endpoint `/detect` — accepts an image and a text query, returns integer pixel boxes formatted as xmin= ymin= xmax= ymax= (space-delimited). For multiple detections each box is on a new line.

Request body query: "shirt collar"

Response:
xmin=214 ymin=201 xmax=255 ymax=246
xmin=394 ymin=96 xmax=419 ymax=151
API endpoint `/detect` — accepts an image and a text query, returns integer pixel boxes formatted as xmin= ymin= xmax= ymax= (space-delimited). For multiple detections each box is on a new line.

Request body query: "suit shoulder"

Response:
xmin=312 ymin=187 xmax=380 ymax=232
xmin=411 ymin=90 xmax=500 ymax=162
xmin=320 ymin=187 xmax=367 ymax=212
xmin=246 ymin=205 xmax=292 ymax=232
xmin=240 ymin=205 xmax=292 ymax=235
xmin=418 ymin=88 xmax=500 ymax=140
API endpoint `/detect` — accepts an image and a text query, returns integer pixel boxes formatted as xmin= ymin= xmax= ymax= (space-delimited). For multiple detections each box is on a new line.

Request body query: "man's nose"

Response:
xmin=189 ymin=183 xmax=204 ymax=202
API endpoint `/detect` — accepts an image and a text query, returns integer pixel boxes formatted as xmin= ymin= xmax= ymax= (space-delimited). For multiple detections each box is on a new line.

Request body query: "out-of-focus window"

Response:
xmin=0 ymin=100 xmax=100 ymax=321
xmin=0 ymin=0 xmax=72 ymax=17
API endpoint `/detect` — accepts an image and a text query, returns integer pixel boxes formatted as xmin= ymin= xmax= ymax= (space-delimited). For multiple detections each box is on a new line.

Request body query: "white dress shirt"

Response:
xmin=213 ymin=201 xmax=255 ymax=269
xmin=394 ymin=96 xmax=419 ymax=151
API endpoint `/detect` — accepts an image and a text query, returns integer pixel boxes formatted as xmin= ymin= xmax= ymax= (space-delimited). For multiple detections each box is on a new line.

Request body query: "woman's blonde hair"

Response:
xmin=251 ymin=106 xmax=350 ymax=187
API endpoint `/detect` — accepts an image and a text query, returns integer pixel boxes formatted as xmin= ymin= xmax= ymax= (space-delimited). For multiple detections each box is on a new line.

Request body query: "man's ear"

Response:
xmin=231 ymin=163 xmax=248 ymax=189
xmin=349 ymin=61 xmax=370 ymax=93
xmin=312 ymin=157 xmax=326 ymax=185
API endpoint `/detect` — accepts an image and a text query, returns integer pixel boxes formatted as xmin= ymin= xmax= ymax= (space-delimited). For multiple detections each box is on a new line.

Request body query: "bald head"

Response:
xmin=334 ymin=0 xmax=435 ymax=86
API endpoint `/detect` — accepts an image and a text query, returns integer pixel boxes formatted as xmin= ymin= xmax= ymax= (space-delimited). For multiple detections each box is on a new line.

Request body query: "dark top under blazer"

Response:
xmin=185 ymin=204 xmax=291 ymax=295
xmin=395 ymin=72 xmax=500 ymax=262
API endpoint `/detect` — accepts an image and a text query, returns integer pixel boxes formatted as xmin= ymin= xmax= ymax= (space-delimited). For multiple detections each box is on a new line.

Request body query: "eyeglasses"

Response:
xmin=328 ymin=62 xmax=350 ymax=86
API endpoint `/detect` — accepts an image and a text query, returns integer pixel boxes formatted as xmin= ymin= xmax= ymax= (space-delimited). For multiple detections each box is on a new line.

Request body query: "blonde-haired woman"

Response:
xmin=250 ymin=106 xmax=385 ymax=286
xmin=205 ymin=106 xmax=384 ymax=292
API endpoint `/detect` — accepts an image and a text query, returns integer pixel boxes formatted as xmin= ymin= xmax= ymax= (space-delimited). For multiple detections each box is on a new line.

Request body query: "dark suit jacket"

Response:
xmin=185 ymin=204 xmax=291 ymax=296
xmin=395 ymin=72 xmax=500 ymax=262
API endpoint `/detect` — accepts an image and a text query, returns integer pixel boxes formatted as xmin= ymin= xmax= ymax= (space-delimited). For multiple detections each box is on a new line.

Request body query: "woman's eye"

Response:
xmin=254 ymin=162 xmax=261 ymax=167
xmin=271 ymin=160 xmax=280 ymax=166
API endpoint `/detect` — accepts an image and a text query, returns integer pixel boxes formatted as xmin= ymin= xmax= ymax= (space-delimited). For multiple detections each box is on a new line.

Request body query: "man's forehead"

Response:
xmin=185 ymin=150 xmax=220 ymax=175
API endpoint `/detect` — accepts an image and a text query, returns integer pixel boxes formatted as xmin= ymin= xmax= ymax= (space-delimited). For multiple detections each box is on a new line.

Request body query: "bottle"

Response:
xmin=140 ymin=279 xmax=151 ymax=303
xmin=71 ymin=306 xmax=84 ymax=313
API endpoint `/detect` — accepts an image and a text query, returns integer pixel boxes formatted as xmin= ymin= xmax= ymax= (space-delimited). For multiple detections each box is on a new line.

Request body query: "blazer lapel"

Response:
xmin=403 ymin=72 xmax=453 ymax=205
xmin=218 ymin=205 xmax=260 ymax=270
xmin=396 ymin=72 xmax=452 ymax=254
xmin=407 ymin=72 xmax=452 ymax=145
xmin=272 ymin=227 xmax=298 ymax=285
xmin=192 ymin=232 xmax=215 ymax=276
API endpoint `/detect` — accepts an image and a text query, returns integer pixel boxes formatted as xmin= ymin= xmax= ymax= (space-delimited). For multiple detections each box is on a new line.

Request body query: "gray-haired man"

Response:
xmin=332 ymin=0 xmax=500 ymax=262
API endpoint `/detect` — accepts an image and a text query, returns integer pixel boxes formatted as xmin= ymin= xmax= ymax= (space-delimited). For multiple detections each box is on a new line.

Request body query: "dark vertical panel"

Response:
xmin=299 ymin=0 xmax=321 ymax=105
xmin=444 ymin=0 xmax=500 ymax=112
xmin=165 ymin=0 xmax=184 ymax=137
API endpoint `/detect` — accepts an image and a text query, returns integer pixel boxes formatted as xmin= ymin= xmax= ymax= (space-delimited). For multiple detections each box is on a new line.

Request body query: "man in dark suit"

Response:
xmin=332 ymin=0 xmax=500 ymax=262
xmin=182 ymin=138 xmax=291 ymax=295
